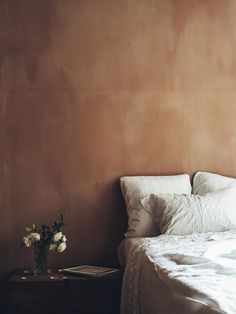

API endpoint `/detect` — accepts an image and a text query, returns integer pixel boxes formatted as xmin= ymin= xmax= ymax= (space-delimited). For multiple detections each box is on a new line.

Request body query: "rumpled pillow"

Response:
xmin=193 ymin=171 xmax=236 ymax=195
xmin=141 ymin=187 xmax=236 ymax=235
xmin=120 ymin=174 xmax=191 ymax=238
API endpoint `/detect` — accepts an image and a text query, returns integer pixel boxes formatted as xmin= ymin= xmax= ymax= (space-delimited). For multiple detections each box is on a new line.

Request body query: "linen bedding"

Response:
xmin=118 ymin=238 xmax=141 ymax=267
xmin=121 ymin=230 xmax=236 ymax=314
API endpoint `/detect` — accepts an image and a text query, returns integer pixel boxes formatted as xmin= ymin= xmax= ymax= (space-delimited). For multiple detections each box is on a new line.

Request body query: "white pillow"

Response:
xmin=193 ymin=171 xmax=236 ymax=195
xmin=120 ymin=174 xmax=191 ymax=238
xmin=142 ymin=187 xmax=236 ymax=235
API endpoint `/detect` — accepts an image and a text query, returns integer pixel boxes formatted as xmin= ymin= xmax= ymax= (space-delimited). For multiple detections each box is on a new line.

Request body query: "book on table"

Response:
xmin=58 ymin=265 xmax=121 ymax=277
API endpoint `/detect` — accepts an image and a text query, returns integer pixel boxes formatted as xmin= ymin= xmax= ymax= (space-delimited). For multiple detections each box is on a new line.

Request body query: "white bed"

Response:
xmin=120 ymin=230 xmax=236 ymax=314
xmin=120 ymin=172 xmax=236 ymax=314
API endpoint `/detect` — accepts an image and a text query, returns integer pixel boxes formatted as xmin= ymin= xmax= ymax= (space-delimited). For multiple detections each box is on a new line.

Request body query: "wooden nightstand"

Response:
xmin=6 ymin=269 xmax=123 ymax=314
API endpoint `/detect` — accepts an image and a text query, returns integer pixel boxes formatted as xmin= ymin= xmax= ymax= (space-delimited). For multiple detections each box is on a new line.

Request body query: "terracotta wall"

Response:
xmin=1 ymin=0 xmax=236 ymax=274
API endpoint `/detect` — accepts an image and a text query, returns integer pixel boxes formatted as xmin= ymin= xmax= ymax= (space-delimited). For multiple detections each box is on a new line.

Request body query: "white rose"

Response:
xmin=61 ymin=235 xmax=66 ymax=242
xmin=57 ymin=242 xmax=66 ymax=253
xmin=53 ymin=232 xmax=63 ymax=242
xmin=23 ymin=235 xmax=32 ymax=247
xmin=30 ymin=232 xmax=40 ymax=242
xmin=49 ymin=243 xmax=57 ymax=251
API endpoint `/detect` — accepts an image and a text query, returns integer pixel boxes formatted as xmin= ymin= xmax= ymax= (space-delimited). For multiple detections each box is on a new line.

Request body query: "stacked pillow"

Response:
xmin=120 ymin=174 xmax=192 ymax=237
xmin=193 ymin=171 xmax=236 ymax=195
xmin=121 ymin=172 xmax=236 ymax=237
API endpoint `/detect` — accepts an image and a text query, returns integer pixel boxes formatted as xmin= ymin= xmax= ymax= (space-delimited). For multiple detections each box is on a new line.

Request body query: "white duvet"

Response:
xmin=121 ymin=230 xmax=236 ymax=314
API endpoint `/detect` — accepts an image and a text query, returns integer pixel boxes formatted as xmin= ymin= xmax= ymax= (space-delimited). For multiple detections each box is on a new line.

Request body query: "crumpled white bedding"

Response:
xmin=118 ymin=238 xmax=141 ymax=267
xmin=121 ymin=230 xmax=236 ymax=314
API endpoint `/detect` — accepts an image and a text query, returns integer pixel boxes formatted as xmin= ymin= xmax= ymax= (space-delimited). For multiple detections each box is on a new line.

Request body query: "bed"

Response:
xmin=120 ymin=231 xmax=236 ymax=314
xmin=119 ymin=172 xmax=236 ymax=314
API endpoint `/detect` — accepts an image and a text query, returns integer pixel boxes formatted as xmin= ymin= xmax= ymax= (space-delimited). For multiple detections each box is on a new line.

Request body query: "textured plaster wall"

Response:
xmin=1 ymin=0 xmax=236 ymax=273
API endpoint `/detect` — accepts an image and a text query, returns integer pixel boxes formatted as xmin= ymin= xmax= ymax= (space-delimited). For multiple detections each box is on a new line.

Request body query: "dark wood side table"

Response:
xmin=6 ymin=269 xmax=123 ymax=314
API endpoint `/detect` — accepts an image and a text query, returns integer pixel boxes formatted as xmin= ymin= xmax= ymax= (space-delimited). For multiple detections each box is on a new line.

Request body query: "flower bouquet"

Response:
xmin=22 ymin=214 xmax=67 ymax=273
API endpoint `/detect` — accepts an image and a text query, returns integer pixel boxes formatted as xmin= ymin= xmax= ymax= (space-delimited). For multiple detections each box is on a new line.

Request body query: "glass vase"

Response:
xmin=33 ymin=243 xmax=49 ymax=273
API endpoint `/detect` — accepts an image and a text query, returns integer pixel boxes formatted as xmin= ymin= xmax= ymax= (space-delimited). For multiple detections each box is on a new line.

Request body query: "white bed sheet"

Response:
xmin=118 ymin=238 xmax=142 ymax=267
xmin=121 ymin=230 xmax=236 ymax=314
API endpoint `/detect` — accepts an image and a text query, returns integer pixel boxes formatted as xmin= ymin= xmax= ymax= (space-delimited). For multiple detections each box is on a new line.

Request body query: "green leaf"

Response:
xmin=42 ymin=224 xmax=47 ymax=230
xmin=25 ymin=227 xmax=32 ymax=233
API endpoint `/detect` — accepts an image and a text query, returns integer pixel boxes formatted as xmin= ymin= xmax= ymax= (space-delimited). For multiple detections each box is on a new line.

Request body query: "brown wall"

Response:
xmin=1 ymin=0 xmax=236 ymax=273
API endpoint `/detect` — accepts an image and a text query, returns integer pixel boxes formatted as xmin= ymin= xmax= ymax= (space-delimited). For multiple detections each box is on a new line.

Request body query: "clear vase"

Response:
xmin=33 ymin=243 xmax=49 ymax=273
